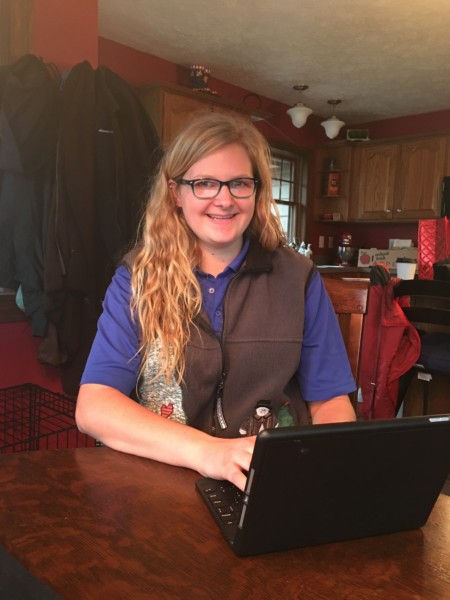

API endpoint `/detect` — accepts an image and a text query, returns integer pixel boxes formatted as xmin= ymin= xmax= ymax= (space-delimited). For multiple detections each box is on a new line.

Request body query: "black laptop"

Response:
xmin=196 ymin=415 xmax=450 ymax=556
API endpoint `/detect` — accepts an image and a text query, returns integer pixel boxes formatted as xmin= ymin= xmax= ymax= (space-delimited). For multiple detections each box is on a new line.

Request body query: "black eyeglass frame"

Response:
xmin=175 ymin=177 xmax=259 ymax=199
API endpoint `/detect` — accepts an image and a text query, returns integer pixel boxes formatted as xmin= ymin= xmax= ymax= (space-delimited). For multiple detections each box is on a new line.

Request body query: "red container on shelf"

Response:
xmin=322 ymin=171 xmax=340 ymax=196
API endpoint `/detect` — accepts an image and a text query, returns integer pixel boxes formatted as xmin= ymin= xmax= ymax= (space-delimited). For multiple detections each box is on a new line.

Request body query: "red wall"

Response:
xmin=355 ymin=109 xmax=450 ymax=140
xmin=32 ymin=0 xmax=98 ymax=68
xmin=98 ymin=37 xmax=178 ymax=87
xmin=1 ymin=323 xmax=64 ymax=393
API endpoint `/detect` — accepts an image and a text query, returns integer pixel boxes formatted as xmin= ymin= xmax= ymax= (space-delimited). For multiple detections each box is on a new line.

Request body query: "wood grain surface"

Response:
xmin=0 ymin=447 xmax=449 ymax=600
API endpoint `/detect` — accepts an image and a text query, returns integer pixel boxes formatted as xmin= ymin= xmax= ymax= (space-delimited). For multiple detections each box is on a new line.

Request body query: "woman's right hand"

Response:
xmin=194 ymin=435 xmax=257 ymax=492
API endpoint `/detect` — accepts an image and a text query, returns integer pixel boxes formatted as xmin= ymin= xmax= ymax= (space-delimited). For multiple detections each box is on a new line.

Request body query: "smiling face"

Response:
xmin=171 ymin=143 xmax=256 ymax=264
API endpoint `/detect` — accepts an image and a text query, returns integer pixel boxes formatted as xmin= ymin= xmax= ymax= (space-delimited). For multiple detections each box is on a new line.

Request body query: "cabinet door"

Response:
xmin=148 ymin=89 xmax=249 ymax=148
xmin=162 ymin=91 xmax=214 ymax=146
xmin=352 ymin=143 xmax=399 ymax=220
xmin=395 ymin=136 xmax=449 ymax=220
xmin=138 ymin=87 xmax=212 ymax=146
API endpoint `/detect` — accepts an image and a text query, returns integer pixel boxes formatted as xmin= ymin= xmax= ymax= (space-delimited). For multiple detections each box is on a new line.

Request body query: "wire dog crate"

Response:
xmin=0 ymin=384 xmax=97 ymax=453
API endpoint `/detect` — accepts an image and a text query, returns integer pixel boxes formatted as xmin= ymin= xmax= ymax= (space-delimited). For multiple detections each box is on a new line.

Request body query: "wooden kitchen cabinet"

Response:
xmin=351 ymin=142 xmax=399 ymax=220
xmin=396 ymin=135 xmax=449 ymax=219
xmin=351 ymin=133 xmax=450 ymax=221
xmin=0 ymin=0 xmax=32 ymax=65
xmin=138 ymin=82 xmax=269 ymax=148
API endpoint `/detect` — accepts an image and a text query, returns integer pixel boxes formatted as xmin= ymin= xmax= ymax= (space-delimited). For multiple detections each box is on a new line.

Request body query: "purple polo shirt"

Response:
xmin=195 ymin=237 xmax=250 ymax=337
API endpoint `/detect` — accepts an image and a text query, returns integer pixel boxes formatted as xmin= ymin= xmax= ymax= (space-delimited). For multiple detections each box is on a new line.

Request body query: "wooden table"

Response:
xmin=0 ymin=447 xmax=449 ymax=600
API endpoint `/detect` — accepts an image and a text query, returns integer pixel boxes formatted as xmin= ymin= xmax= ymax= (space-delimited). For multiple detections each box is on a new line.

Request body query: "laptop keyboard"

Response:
xmin=196 ymin=478 xmax=245 ymax=539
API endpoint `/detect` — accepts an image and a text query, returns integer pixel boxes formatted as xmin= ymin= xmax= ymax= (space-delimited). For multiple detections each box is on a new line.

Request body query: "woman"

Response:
xmin=76 ymin=111 xmax=356 ymax=492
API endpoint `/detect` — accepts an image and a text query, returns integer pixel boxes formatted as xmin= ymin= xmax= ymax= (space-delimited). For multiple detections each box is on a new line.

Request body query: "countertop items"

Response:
xmin=357 ymin=247 xmax=418 ymax=269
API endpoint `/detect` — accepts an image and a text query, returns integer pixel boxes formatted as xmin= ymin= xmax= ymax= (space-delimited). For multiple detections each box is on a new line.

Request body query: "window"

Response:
xmin=271 ymin=146 xmax=309 ymax=244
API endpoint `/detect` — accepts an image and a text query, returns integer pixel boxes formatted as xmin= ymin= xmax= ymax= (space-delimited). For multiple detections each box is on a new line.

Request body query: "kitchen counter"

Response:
xmin=316 ymin=265 xmax=371 ymax=279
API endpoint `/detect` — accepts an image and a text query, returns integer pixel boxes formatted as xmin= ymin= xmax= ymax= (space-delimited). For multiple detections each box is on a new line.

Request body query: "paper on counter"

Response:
xmin=389 ymin=239 xmax=414 ymax=249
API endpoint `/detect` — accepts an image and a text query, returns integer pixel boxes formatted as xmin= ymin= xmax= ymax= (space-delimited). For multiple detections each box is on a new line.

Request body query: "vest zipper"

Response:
xmin=211 ymin=268 xmax=244 ymax=435
xmin=213 ymin=372 xmax=228 ymax=429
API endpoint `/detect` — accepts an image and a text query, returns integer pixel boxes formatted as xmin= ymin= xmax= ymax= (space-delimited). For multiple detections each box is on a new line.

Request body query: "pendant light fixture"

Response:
xmin=321 ymin=99 xmax=345 ymax=139
xmin=287 ymin=84 xmax=313 ymax=128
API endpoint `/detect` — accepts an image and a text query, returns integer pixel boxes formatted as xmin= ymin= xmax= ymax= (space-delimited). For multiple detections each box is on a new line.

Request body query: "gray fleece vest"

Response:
xmin=136 ymin=239 xmax=314 ymax=437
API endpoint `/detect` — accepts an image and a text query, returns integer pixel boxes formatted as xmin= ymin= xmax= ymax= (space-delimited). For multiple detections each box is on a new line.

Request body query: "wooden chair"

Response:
xmin=322 ymin=277 xmax=370 ymax=410
xmin=393 ymin=279 xmax=450 ymax=415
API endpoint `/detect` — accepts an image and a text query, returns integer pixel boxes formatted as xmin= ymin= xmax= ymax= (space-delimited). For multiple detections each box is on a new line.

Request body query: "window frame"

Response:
xmin=269 ymin=141 xmax=310 ymax=244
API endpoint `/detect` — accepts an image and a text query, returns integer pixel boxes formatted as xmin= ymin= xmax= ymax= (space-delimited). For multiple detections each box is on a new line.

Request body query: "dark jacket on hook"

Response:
xmin=43 ymin=62 xmax=160 ymax=394
xmin=0 ymin=54 xmax=58 ymax=336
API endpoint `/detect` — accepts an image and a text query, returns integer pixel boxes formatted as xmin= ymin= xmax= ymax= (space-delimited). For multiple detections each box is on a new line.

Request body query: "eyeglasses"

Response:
xmin=176 ymin=177 xmax=259 ymax=199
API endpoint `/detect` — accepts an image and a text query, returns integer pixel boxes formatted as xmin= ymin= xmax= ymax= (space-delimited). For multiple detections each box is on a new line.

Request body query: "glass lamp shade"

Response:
xmin=321 ymin=115 xmax=345 ymax=139
xmin=287 ymin=103 xmax=313 ymax=128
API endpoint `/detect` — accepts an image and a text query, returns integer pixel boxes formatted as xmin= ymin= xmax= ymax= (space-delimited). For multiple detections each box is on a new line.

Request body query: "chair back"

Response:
xmin=393 ymin=280 xmax=450 ymax=328
xmin=322 ymin=277 xmax=370 ymax=408
xmin=393 ymin=279 xmax=450 ymax=415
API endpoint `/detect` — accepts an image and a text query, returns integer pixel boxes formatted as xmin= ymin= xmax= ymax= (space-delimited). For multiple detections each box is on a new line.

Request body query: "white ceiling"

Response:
xmin=99 ymin=0 xmax=450 ymax=125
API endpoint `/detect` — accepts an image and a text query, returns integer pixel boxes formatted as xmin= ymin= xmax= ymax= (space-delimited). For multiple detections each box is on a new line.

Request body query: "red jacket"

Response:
xmin=359 ymin=274 xmax=421 ymax=419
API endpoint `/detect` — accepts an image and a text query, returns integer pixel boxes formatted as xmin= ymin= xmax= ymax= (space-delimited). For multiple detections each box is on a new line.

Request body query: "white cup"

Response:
xmin=396 ymin=259 xmax=417 ymax=279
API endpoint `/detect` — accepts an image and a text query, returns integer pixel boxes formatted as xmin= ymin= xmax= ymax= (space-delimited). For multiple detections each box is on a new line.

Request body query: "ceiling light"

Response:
xmin=287 ymin=85 xmax=313 ymax=128
xmin=321 ymin=100 xmax=345 ymax=139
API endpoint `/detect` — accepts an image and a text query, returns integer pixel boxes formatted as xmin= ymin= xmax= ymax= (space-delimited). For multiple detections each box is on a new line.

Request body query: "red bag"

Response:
xmin=418 ymin=217 xmax=450 ymax=279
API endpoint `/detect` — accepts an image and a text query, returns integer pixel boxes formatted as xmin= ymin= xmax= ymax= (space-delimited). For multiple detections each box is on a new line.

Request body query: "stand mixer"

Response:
xmin=337 ymin=233 xmax=357 ymax=266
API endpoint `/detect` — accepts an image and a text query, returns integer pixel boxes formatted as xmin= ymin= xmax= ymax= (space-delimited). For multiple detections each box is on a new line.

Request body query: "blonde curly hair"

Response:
xmin=131 ymin=111 xmax=286 ymax=383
